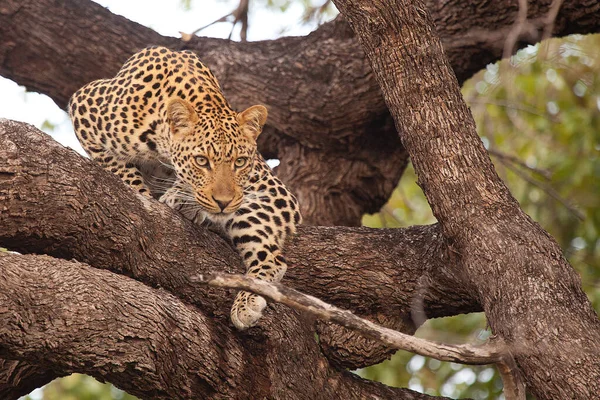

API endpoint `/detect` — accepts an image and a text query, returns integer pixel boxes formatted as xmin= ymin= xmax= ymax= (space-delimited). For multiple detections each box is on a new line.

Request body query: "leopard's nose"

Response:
xmin=213 ymin=196 xmax=232 ymax=212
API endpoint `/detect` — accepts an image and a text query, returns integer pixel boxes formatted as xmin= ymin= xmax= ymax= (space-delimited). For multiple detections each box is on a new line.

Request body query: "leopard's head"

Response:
xmin=167 ymin=98 xmax=267 ymax=214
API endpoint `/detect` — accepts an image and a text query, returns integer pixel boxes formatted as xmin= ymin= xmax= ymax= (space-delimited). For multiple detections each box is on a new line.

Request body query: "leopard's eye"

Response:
xmin=234 ymin=157 xmax=248 ymax=168
xmin=195 ymin=156 xmax=209 ymax=168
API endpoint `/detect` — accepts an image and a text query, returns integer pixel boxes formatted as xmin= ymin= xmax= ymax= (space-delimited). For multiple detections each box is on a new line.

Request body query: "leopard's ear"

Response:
xmin=237 ymin=105 xmax=268 ymax=141
xmin=167 ymin=98 xmax=199 ymax=136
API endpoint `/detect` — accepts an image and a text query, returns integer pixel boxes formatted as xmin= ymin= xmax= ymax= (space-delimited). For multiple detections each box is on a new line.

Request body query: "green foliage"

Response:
xmin=362 ymin=162 xmax=437 ymax=228
xmin=467 ymin=34 xmax=600 ymax=310
xmin=358 ymin=316 xmax=503 ymax=399
xmin=362 ymin=33 xmax=600 ymax=398
xmin=40 ymin=120 xmax=56 ymax=132
xmin=20 ymin=374 xmax=138 ymax=400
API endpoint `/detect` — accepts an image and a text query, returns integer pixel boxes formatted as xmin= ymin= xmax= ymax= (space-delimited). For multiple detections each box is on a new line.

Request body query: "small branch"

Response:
xmin=467 ymin=98 xmax=548 ymax=119
xmin=197 ymin=274 xmax=528 ymax=399
xmin=302 ymin=0 xmax=333 ymax=24
xmin=180 ymin=14 xmax=233 ymax=41
xmin=538 ymin=0 xmax=565 ymax=60
xmin=497 ymin=357 xmax=527 ymax=400
xmin=488 ymin=148 xmax=552 ymax=180
xmin=501 ymin=158 xmax=584 ymax=220
xmin=542 ymin=0 xmax=564 ymax=40
xmin=503 ymin=0 xmax=536 ymax=60
xmin=180 ymin=0 xmax=249 ymax=42
xmin=194 ymin=273 xmax=506 ymax=365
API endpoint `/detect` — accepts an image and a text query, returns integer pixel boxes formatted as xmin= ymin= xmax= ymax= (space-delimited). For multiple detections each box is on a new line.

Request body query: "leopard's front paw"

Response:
xmin=230 ymin=291 xmax=267 ymax=330
xmin=159 ymin=188 xmax=179 ymax=208
xmin=159 ymin=188 xmax=206 ymax=224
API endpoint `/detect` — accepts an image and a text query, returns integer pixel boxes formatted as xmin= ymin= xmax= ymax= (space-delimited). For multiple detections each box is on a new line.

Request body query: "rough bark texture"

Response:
xmin=1 ymin=252 xmax=447 ymax=400
xmin=332 ymin=0 xmax=600 ymax=398
xmin=0 ymin=0 xmax=599 ymax=398
xmin=0 ymin=119 xmax=474 ymax=398
xmin=0 ymin=0 xmax=599 ymax=226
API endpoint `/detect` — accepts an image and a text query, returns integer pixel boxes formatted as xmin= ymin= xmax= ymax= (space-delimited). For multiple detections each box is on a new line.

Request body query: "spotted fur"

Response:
xmin=69 ymin=46 xmax=301 ymax=330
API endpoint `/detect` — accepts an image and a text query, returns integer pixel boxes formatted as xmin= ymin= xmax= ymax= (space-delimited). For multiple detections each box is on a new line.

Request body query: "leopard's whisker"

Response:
xmin=156 ymin=159 xmax=176 ymax=170
xmin=150 ymin=176 xmax=179 ymax=184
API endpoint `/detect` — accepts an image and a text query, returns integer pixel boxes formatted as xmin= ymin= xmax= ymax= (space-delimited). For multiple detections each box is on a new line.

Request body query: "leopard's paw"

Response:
xmin=158 ymin=188 xmax=179 ymax=207
xmin=230 ymin=291 xmax=267 ymax=330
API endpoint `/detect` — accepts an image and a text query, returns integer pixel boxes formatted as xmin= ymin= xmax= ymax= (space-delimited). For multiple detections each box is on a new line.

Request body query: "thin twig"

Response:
xmin=180 ymin=14 xmax=233 ymax=42
xmin=302 ymin=0 xmax=333 ymax=24
xmin=180 ymin=0 xmax=249 ymax=42
xmin=502 ymin=160 xmax=584 ymax=220
xmin=538 ymin=0 xmax=564 ymax=60
xmin=468 ymin=98 xmax=547 ymax=118
xmin=503 ymin=0 xmax=532 ymax=60
xmin=497 ymin=357 xmax=527 ymax=400
xmin=488 ymin=148 xmax=552 ymax=180
xmin=193 ymin=273 xmax=507 ymax=365
xmin=542 ymin=0 xmax=564 ymax=40
xmin=380 ymin=205 xmax=401 ymax=226
xmin=195 ymin=274 xmax=526 ymax=399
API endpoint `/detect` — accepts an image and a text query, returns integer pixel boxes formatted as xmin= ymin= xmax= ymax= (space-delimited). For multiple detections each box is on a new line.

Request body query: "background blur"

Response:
xmin=3 ymin=1 xmax=597 ymax=399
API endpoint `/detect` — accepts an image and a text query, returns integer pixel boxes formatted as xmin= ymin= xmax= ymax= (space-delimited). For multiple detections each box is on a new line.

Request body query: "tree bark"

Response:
xmin=332 ymin=0 xmax=600 ymax=398
xmin=1 ymin=251 xmax=447 ymax=400
xmin=1 ymin=0 xmax=599 ymax=397
xmin=0 ymin=119 xmax=475 ymax=398
xmin=1 ymin=0 xmax=599 ymax=225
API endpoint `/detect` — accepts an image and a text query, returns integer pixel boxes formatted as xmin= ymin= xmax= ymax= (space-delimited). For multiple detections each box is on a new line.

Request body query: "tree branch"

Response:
xmin=0 ymin=119 xmax=479 ymax=374
xmin=0 ymin=252 xmax=240 ymax=399
xmin=199 ymin=273 xmax=505 ymax=365
xmin=201 ymin=272 xmax=532 ymax=400
xmin=0 ymin=119 xmax=477 ymax=318
xmin=0 ymin=119 xmax=469 ymax=397
xmin=0 ymin=359 xmax=59 ymax=400
xmin=1 ymin=0 xmax=598 ymax=226
xmin=1 ymin=251 xmax=444 ymax=400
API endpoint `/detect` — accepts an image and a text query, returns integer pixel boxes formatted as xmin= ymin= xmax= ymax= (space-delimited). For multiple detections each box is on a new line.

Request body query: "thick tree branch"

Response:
xmin=1 ymin=252 xmax=440 ymax=400
xmin=2 ymin=0 xmax=598 ymax=113
xmin=0 ymin=119 xmax=477 ymax=320
xmin=0 ymin=359 xmax=59 ymax=400
xmin=0 ymin=119 xmax=469 ymax=399
xmin=0 ymin=117 xmax=471 ymax=370
xmin=0 ymin=253 xmax=241 ymax=399
xmin=0 ymin=119 xmax=480 ymax=381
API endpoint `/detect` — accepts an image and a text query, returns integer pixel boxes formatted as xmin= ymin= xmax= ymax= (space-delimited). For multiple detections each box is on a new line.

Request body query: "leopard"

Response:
xmin=68 ymin=46 xmax=301 ymax=330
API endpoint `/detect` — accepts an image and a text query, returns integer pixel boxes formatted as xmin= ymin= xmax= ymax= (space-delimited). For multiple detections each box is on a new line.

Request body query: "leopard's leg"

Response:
xmin=228 ymin=228 xmax=288 ymax=330
xmin=159 ymin=179 xmax=207 ymax=225
xmin=94 ymin=156 xmax=152 ymax=196
xmin=225 ymin=174 xmax=301 ymax=330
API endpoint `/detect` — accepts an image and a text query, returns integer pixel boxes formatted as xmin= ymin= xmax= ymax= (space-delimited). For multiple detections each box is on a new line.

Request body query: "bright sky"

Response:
xmin=0 ymin=0 xmax=329 ymax=155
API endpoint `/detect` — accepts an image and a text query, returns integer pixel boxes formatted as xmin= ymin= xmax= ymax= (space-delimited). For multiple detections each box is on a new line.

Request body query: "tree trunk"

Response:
xmin=331 ymin=0 xmax=600 ymax=398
